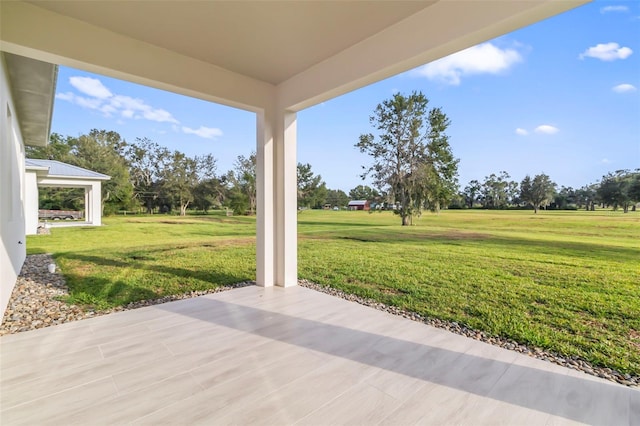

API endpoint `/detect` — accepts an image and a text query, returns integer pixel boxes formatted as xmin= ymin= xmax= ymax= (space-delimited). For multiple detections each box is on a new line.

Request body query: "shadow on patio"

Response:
xmin=1 ymin=285 xmax=637 ymax=425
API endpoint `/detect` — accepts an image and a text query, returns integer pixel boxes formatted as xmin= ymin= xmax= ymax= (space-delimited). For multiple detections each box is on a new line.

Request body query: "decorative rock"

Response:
xmin=0 ymin=254 xmax=252 ymax=337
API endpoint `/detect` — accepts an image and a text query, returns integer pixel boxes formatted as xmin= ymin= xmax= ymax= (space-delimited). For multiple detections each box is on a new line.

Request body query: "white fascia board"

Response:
xmin=0 ymin=1 xmax=275 ymax=112
xmin=38 ymin=175 xmax=110 ymax=187
xmin=278 ymin=0 xmax=589 ymax=111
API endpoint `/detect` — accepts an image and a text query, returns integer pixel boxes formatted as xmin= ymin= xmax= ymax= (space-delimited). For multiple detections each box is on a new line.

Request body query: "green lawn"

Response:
xmin=27 ymin=209 xmax=640 ymax=375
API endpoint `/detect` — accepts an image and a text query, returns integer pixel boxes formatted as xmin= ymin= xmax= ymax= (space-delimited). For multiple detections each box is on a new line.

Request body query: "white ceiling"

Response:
xmin=29 ymin=1 xmax=434 ymax=85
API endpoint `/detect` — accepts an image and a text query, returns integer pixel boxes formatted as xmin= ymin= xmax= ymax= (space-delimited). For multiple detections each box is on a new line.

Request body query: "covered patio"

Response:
xmin=6 ymin=1 xmax=635 ymax=423
xmin=1 ymin=286 xmax=636 ymax=424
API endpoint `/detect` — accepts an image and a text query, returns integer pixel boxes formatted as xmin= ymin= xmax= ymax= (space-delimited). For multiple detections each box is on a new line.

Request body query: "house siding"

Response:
xmin=0 ymin=54 xmax=27 ymax=321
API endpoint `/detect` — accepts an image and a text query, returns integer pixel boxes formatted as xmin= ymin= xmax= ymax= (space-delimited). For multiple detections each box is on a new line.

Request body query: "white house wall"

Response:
xmin=0 ymin=55 xmax=27 ymax=320
xmin=24 ymin=170 xmax=39 ymax=235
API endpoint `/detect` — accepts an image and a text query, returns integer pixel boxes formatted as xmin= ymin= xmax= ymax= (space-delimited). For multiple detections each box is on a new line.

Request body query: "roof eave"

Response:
xmin=3 ymin=52 xmax=57 ymax=147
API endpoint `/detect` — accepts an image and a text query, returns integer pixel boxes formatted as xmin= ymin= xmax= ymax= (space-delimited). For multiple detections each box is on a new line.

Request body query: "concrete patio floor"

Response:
xmin=1 ymin=285 xmax=638 ymax=425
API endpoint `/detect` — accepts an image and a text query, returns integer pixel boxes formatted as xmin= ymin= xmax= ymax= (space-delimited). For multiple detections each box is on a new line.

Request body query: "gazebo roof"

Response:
xmin=25 ymin=159 xmax=110 ymax=181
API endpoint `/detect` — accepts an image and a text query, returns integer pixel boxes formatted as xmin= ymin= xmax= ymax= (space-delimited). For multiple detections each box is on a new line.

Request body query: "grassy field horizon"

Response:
xmin=26 ymin=208 xmax=640 ymax=375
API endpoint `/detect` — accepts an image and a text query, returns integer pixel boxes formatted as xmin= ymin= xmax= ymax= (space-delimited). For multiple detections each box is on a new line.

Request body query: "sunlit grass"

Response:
xmin=27 ymin=208 xmax=640 ymax=374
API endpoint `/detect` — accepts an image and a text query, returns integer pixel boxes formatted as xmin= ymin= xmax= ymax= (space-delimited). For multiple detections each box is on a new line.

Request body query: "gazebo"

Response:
xmin=24 ymin=159 xmax=110 ymax=235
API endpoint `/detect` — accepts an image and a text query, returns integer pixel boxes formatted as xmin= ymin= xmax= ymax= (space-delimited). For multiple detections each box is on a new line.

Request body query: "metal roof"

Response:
xmin=348 ymin=200 xmax=369 ymax=206
xmin=25 ymin=159 xmax=110 ymax=180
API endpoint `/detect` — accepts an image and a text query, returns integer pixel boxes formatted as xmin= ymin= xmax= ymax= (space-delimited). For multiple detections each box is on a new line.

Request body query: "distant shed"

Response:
xmin=347 ymin=200 xmax=370 ymax=211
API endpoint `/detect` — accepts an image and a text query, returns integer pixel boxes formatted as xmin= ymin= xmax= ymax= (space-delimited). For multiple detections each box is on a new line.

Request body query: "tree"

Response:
xmin=26 ymin=132 xmax=72 ymax=160
xmin=356 ymin=91 xmax=458 ymax=225
xmin=325 ymin=189 xmax=349 ymax=208
xmin=597 ymin=170 xmax=639 ymax=213
xmin=228 ymin=153 xmax=257 ymax=214
xmin=575 ymin=184 xmax=598 ymax=211
xmin=193 ymin=177 xmax=227 ymax=213
xmin=70 ymin=130 xmax=133 ymax=214
xmin=422 ymin=108 xmax=459 ymax=213
xmin=28 ymin=130 xmax=133 ymax=215
xmin=553 ymin=186 xmax=576 ymax=210
xmin=297 ymin=163 xmax=327 ymax=209
xmin=481 ymin=171 xmax=514 ymax=209
xmin=520 ymin=173 xmax=556 ymax=213
xmin=348 ymin=185 xmax=379 ymax=202
xmin=127 ymin=138 xmax=170 ymax=213
xmin=160 ymin=152 xmax=216 ymax=216
xmin=462 ymin=180 xmax=481 ymax=209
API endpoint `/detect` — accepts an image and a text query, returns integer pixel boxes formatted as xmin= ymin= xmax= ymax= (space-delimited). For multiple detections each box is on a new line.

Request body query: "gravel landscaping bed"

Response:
xmin=1 ymin=255 xmax=636 ymax=388
xmin=0 ymin=254 xmax=253 ymax=336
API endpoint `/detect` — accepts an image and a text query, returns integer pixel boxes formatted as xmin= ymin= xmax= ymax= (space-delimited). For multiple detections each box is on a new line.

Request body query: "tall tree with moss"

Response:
xmin=520 ymin=173 xmax=556 ymax=213
xmin=356 ymin=91 xmax=458 ymax=225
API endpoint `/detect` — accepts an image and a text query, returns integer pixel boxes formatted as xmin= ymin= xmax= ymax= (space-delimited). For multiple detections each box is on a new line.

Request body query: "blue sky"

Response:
xmin=51 ymin=1 xmax=639 ymax=193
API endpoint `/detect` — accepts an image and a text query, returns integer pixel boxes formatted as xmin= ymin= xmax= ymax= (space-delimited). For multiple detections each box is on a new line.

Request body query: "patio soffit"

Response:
xmin=26 ymin=0 xmax=434 ymax=86
xmin=1 ymin=1 xmax=588 ymax=111
xmin=2 ymin=52 xmax=57 ymax=147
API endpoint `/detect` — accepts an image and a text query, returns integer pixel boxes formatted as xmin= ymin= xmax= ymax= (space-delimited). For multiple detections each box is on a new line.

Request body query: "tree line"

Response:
xmin=29 ymin=92 xmax=639 ymax=222
xmin=456 ymin=169 xmax=640 ymax=213
xmin=28 ymin=129 xmax=338 ymax=216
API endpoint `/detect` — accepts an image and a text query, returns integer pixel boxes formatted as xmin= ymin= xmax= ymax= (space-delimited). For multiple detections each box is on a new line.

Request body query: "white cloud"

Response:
xmin=515 ymin=128 xmax=529 ymax=136
xmin=612 ymin=83 xmax=637 ymax=93
xmin=601 ymin=158 xmax=612 ymax=164
xmin=143 ymin=108 xmax=178 ymax=124
xmin=414 ymin=42 xmax=523 ymax=85
xmin=534 ymin=125 xmax=559 ymax=135
xmin=69 ymin=76 xmax=113 ymax=99
xmin=579 ymin=42 xmax=633 ymax=61
xmin=56 ymin=92 xmax=103 ymax=110
xmin=56 ymin=79 xmax=179 ymax=124
xmin=182 ymin=126 xmax=223 ymax=139
xmin=600 ymin=5 xmax=628 ymax=13
xmin=56 ymin=75 xmax=234 ymax=133
xmin=55 ymin=92 xmax=75 ymax=102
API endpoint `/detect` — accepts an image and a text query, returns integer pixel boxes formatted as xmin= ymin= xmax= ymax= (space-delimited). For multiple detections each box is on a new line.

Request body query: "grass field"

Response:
xmin=27 ymin=209 xmax=640 ymax=375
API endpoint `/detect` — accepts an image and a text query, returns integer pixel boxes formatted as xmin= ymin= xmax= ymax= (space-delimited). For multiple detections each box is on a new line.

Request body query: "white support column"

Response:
xmin=91 ymin=182 xmax=102 ymax=226
xmin=256 ymin=109 xmax=275 ymax=287
xmin=256 ymin=107 xmax=298 ymax=288
xmin=84 ymin=187 xmax=90 ymax=223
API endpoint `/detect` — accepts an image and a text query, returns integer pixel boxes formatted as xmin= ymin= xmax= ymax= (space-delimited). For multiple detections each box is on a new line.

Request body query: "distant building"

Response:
xmin=347 ymin=200 xmax=370 ymax=211
xmin=25 ymin=159 xmax=110 ymax=235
